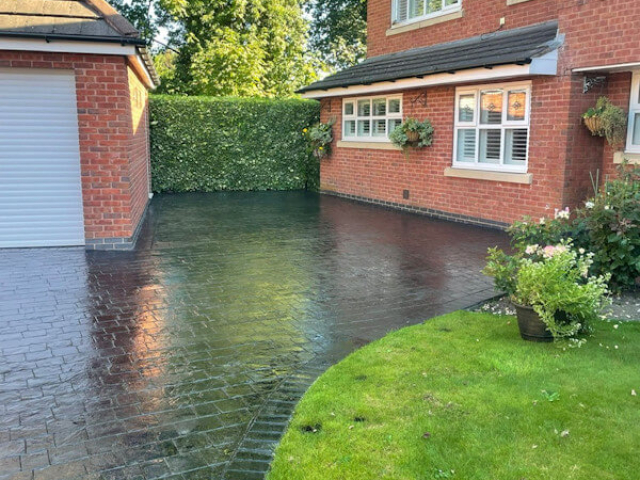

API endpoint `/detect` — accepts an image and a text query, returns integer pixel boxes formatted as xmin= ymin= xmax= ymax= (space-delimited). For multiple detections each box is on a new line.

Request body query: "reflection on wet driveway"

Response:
xmin=0 ymin=192 xmax=508 ymax=480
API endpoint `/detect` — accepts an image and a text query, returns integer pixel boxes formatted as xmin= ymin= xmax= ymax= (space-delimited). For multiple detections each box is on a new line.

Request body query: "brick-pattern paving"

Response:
xmin=0 ymin=192 xmax=507 ymax=480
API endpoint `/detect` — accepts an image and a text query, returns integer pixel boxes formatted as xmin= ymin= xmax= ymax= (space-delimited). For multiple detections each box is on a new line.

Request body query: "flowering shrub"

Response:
xmin=304 ymin=118 xmax=336 ymax=160
xmin=484 ymin=241 xmax=610 ymax=339
xmin=505 ymin=165 xmax=640 ymax=290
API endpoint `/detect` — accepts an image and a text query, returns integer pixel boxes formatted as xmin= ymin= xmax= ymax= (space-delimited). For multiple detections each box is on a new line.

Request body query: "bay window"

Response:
xmin=626 ymin=72 xmax=640 ymax=153
xmin=343 ymin=96 xmax=403 ymax=142
xmin=453 ymin=82 xmax=531 ymax=173
xmin=393 ymin=0 xmax=461 ymax=25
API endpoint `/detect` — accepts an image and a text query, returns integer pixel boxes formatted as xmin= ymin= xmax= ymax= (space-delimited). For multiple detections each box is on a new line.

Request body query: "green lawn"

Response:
xmin=268 ymin=312 xmax=640 ymax=480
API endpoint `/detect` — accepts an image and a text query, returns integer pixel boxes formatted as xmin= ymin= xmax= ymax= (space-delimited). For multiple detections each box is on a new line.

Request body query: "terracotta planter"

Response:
xmin=406 ymin=131 xmax=420 ymax=143
xmin=584 ymin=116 xmax=604 ymax=136
xmin=514 ymin=303 xmax=554 ymax=343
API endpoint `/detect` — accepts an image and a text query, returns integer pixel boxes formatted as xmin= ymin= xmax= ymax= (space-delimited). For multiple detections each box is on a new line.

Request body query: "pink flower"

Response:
xmin=543 ymin=246 xmax=556 ymax=258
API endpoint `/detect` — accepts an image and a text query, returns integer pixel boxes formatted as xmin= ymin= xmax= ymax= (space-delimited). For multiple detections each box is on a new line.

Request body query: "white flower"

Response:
xmin=579 ymin=248 xmax=586 ymax=255
xmin=604 ymin=205 xmax=611 ymax=211
xmin=614 ymin=324 xmax=619 ymax=329
xmin=585 ymin=201 xmax=595 ymax=209
xmin=525 ymin=244 xmax=539 ymax=255
xmin=539 ymin=217 xmax=546 ymax=225
xmin=555 ymin=207 xmax=571 ymax=220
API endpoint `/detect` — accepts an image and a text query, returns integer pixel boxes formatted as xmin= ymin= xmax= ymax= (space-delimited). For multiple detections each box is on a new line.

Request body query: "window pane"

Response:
xmin=480 ymin=91 xmax=503 ymax=124
xmin=344 ymin=120 xmax=356 ymax=137
xmin=633 ymin=113 xmax=640 ymax=145
xmin=505 ymin=129 xmax=528 ymax=164
xmin=479 ymin=129 xmax=502 ymax=164
xmin=426 ymin=0 xmax=440 ymax=14
xmin=358 ymin=100 xmax=371 ymax=117
xmin=458 ymin=94 xmax=475 ymax=122
xmin=445 ymin=0 xmax=459 ymax=5
xmin=409 ymin=0 xmax=424 ymax=17
xmin=372 ymin=99 xmax=387 ymax=116
xmin=389 ymin=119 xmax=402 ymax=133
xmin=396 ymin=0 xmax=408 ymax=21
xmin=507 ymin=91 xmax=527 ymax=122
xmin=456 ymin=129 xmax=476 ymax=163
xmin=388 ymin=99 xmax=401 ymax=114
xmin=357 ymin=120 xmax=371 ymax=136
xmin=373 ymin=119 xmax=387 ymax=137
xmin=344 ymin=103 xmax=354 ymax=116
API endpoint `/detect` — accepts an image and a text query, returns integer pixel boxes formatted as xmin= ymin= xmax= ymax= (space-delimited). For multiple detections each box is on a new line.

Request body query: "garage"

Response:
xmin=0 ymin=69 xmax=85 ymax=248
xmin=0 ymin=0 xmax=159 ymax=250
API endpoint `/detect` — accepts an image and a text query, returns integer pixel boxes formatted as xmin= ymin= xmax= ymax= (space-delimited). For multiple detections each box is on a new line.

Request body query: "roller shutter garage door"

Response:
xmin=0 ymin=69 xmax=85 ymax=248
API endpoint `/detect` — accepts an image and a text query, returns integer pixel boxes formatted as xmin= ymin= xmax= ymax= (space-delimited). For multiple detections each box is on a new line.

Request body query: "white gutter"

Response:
xmin=301 ymin=49 xmax=559 ymax=99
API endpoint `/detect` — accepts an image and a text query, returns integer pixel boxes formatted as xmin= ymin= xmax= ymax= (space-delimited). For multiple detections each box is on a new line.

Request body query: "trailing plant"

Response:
xmin=583 ymin=97 xmax=627 ymax=147
xmin=304 ymin=118 xmax=336 ymax=160
xmin=389 ymin=117 xmax=434 ymax=152
xmin=150 ymin=95 xmax=320 ymax=192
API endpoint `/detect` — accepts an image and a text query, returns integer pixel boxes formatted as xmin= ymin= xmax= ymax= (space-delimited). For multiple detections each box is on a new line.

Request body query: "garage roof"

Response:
xmin=0 ymin=0 xmax=159 ymax=86
xmin=298 ymin=20 xmax=560 ymax=95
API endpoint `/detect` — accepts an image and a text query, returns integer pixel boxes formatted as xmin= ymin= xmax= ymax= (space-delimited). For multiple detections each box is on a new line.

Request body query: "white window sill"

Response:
xmin=614 ymin=152 xmax=640 ymax=164
xmin=507 ymin=0 xmax=533 ymax=5
xmin=444 ymin=167 xmax=533 ymax=184
xmin=337 ymin=140 xmax=401 ymax=151
xmin=386 ymin=10 xmax=464 ymax=36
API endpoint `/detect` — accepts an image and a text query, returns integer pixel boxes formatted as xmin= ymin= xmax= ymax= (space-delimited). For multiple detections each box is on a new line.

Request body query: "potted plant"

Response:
xmin=484 ymin=241 xmax=610 ymax=342
xmin=304 ymin=118 xmax=336 ymax=160
xmin=583 ymin=97 xmax=627 ymax=147
xmin=389 ymin=117 xmax=434 ymax=155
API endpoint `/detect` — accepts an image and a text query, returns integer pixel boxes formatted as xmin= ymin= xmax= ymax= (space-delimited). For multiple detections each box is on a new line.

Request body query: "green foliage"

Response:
xmin=306 ymin=0 xmax=368 ymax=70
xmin=269 ymin=311 xmax=640 ymax=480
xmin=150 ymin=95 xmax=320 ymax=192
xmin=304 ymin=118 xmax=336 ymax=160
xmin=389 ymin=117 xmax=435 ymax=150
xmin=577 ymin=166 xmax=640 ymax=289
xmin=159 ymin=0 xmax=318 ymax=97
xmin=483 ymin=247 xmax=520 ymax=298
xmin=514 ymin=243 xmax=610 ymax=339
xmin=583 ymin=97 xmax=628 ymax=147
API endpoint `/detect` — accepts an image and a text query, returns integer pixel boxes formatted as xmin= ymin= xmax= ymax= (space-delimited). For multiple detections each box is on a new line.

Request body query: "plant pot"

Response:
xmin=584 ymin=116 xmax=604 ymax=136
xmin=513 ymin=303 xmax=554 ymax=342
xmin=406 ymin=131 xmax=420 ymax=143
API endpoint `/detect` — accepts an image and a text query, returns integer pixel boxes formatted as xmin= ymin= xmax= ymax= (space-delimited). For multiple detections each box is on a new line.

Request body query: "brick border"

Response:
xmin=85 ymin=198 xmax=151 ymax=251
xmin=321 ymin=190 xmax=509 ymax=230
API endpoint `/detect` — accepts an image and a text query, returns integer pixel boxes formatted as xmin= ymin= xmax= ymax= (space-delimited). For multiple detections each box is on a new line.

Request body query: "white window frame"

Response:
xmin=392 ymin=0 xmax=462 ymax=26
xmin=342 ymin=95 xmax=403 ymax=143
xmin=452 ymin=81 xmax=532 ymax=174
xmin=626 ymin=71 xmax=640 ymax=154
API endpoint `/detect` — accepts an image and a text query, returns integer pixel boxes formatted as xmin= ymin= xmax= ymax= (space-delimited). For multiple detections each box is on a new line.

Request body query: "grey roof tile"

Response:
xmin=299 ymin=20 xmax=560 ymax=94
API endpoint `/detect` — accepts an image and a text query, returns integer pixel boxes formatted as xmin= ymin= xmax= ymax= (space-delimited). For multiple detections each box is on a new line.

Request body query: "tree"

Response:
xmin=159 ymin=0 xmax=318 ymax=97
xmin=306 ymin=0 xmax=368 ymax=71
xmin=108 ymin=0 xmax=159 ymax=41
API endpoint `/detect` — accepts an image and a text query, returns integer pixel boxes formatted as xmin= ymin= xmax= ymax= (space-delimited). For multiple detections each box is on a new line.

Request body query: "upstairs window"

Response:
xmin=343 ymin=96 xmax=403 ymax=142
xmin=627 ymin=72 xmax=640 ymax=153
xmin=453 ymin=82 xmax=531 ymax=173
xmin=393 ymin=0 xmax=461 ymax=25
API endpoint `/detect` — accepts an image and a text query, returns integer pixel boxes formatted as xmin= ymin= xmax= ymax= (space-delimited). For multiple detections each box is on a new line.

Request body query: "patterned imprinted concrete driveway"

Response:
xmin=0 ymin=192 xmax=508 ymax=480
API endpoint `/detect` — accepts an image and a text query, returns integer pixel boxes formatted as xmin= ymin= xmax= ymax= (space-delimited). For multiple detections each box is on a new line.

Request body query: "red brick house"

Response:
xmin=300 ymin=0 xmax=640 ymax=227
xmin=0 ymin=0 xmax=158 ymax=249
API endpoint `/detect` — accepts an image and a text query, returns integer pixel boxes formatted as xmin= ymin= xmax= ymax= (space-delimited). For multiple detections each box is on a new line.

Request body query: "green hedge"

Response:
xmin=150 ymin=95 xmax=320 ymax=192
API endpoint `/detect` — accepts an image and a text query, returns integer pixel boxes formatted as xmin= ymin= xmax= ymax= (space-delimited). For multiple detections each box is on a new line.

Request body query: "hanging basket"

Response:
xmin=406 ymin=130 xmax=421 ymax=143
xmin=584 ymin=116 xmax=604 ymax=136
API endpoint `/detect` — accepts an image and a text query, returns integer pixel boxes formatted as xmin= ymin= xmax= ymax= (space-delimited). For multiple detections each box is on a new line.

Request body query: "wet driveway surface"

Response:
xmin=0 ymin=192 xmax=507 ymax=480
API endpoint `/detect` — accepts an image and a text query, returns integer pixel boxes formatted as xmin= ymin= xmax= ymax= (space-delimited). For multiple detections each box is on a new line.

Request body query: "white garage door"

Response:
xmin=0 ymin=69 xmax=85 ymax=248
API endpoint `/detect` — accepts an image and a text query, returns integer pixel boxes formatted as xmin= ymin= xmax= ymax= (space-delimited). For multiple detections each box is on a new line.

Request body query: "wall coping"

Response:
xmin=444 ymin=167 xmax=533 ymax=184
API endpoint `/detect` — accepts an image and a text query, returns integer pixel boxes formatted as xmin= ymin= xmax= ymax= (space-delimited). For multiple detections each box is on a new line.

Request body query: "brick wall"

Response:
xmin=318 ymin=0 xmax=640 ymax=225
xmin=0 ymin=50 xmax=151 ymax=245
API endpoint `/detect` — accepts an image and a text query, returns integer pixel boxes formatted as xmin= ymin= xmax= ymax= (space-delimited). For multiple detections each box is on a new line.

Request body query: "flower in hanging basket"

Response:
xmin=389 ymin=117 xmax=434 ymax=152
xmin=582 ymin=97 xmax=627 ymax=146
xmin=305 ymin=118 xmax=336 ymax=159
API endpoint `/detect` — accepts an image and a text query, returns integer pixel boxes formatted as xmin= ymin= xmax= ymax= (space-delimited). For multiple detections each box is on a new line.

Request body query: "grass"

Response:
xmin=268 ymin=312 xmax=640 ymax=480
